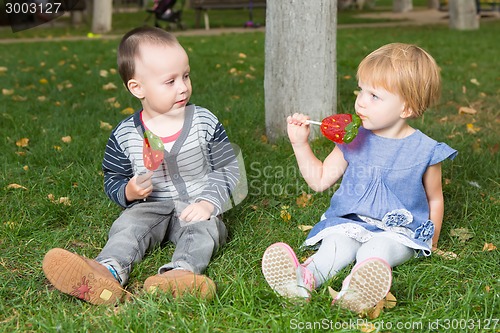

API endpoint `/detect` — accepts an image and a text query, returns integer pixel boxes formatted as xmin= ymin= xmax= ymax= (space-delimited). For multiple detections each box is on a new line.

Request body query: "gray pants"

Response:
xmin=95 ymin=201 xmax=227 ymax=285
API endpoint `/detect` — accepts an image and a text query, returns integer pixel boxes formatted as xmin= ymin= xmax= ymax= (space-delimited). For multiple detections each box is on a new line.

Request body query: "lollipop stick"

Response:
xmin=305 ymin=120 xmax=322 ymax=126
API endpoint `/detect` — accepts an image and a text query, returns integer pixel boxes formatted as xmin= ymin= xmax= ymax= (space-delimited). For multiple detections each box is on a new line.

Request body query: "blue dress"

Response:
xmin=304 ymin=127 xmax=457 ymax=256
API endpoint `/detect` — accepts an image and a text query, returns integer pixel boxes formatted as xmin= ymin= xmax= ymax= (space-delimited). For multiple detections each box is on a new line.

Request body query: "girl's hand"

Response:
xmin=125 ymin=171 xmax=153 ymax=201
xmin=287 ymin=113 xmax=311 ymax=145
xmin=180 ymin=201 xmax=214 ymax=222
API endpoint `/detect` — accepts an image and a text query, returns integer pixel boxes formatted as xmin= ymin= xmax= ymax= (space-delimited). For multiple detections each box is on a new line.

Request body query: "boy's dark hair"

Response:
xmin=117 ymin=26 xmax=179 ymax=87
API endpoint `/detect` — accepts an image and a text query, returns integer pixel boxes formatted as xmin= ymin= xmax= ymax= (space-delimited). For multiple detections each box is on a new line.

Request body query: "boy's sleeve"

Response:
xmin=102 ymin=133 xmax=134 ymax=208
xmin=196 ymin=122 xmax=241 ymax=215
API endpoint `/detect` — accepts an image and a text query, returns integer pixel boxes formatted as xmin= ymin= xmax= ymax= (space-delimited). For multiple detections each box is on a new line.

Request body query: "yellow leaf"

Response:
xmin=482 ymin=243 xmax=497 ymax=251
xmin=109 ymin=68 xmax=117 ymax=75
xmin=113 ymin=101 xmax=121 ymax=108
xmin=37 ymin=96 xmax=47 ymax=102
xmin=105 ymin=97 xmax=116 ymax=103
xmin=58 ymin=197 xmax=71 ymax=206
xmin=61 ymin=136 xmax=72 ymax=143
xmin=23 ymin=165 xmax=29 ymax=171
xmin=358 ymin=322 xmax=377 ymax=332
xmin=260 ymin=134 xmax=268 ymax=144
xmin=102 ymin=82 xmax=117 ymax=91
xmin=16 ymin=138 xmax=29 ymax=147
xmin=7 ymin=183 xmax=27 ymax=190
xmin=121 ymin=107 xmax=135 ymax=115
xmin=245 ymin=73 xmax=255 ymax=80
xmin=384 ymin=291 xmax=397 ymax=308
xmin=39 ymin=78 xmax=49 ymax=84
xmin=238 ymin=53 xmax=247 ymax=59
xmin=466 ymin=123 xmax=480 ymax=134
xmin=298 ymin=225 xmax=313 ymax=232
xmin=2 ymin=88 xmax=14 ymax=95
xmin=100 ymin=69 xmax=109 ymax=77
xmin=280 ymin=205 xmax=291 ymax=222
xmin=0 ymin=66 xmax=8 ymax=73
xmin=53 ymin=145 xmax=62 ymax=151
xmin=470 ymin=78 xmax=480 ymax=86
xmin=458 ymin=107 xmax=477 ymax=115
xmin=100 ymin=121 xmax=113 ymax=130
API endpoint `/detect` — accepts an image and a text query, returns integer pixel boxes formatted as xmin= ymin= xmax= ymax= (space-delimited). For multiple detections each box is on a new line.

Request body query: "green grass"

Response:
xmin=0 ymin=19 xmax=499 ymax=333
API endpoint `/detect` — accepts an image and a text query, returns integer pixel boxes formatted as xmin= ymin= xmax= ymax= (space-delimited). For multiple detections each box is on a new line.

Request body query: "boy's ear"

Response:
xmin=400 ymin=104 xmax=413 ymax=119
xmin=127 ymin=79 xmax=144 ymax=99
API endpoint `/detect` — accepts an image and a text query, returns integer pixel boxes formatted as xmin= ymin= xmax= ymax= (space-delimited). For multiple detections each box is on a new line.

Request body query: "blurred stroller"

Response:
xmin=145 ymin=0 xmax=186 ymax=31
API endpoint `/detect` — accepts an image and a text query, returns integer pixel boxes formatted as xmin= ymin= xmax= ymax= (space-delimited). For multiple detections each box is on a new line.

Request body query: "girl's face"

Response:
xmin=355 ymin=81 xmax=410 ymax=138
xmin=130 ymin=42 xmax=192 ymax=117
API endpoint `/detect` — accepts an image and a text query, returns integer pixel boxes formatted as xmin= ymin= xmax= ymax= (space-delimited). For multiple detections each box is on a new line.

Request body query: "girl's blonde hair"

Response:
xmin=356 ymin=43 xmax=441 ymax=118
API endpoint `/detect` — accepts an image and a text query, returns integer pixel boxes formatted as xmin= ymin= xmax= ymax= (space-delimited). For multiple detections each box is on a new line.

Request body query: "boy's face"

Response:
xmin=129 ymin=42 xmax=192 ymax=117
xmin=355 ymin=81 xmax=409 ymax=136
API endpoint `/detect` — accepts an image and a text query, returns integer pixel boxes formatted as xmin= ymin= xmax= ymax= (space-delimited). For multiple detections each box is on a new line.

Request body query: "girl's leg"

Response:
xmin=305 ymin=233 xmax=361 ymax=287
xmin=355 ymin=235 xmax=415 ymax=267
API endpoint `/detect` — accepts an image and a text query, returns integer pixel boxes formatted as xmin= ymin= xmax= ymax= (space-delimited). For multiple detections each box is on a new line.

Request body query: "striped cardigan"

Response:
xmin=102 ymin=104 xmax=240 ymax=215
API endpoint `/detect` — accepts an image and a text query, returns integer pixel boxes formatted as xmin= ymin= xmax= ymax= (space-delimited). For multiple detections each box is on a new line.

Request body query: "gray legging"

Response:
xmin=306 ymin=233 xmax=415 ymax=287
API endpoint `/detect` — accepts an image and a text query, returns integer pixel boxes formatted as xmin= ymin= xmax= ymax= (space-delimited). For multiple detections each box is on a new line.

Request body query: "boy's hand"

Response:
xmin=287 ymin=113 xmax=311 ymax=145
xmin=125 ymin=171 xmax=153 ymax=202
xmin=179 ymin=201 xmax=215 ymax=222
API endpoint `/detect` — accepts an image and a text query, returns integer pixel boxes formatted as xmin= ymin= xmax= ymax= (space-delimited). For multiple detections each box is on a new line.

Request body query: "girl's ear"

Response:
xmin=127 ymin=79 xmax=144 ymax=99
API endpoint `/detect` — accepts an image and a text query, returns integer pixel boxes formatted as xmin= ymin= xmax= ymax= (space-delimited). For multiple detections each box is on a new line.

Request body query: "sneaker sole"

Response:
xmin=144 ymin=271 xmax=216 ymax=300
xmin=262 ymin=242 xmax=306 ymax=298
xmin=335 ymin=258 xmax=392 ymax=313
xmin=42 ymin=248 xmax=123 ymax=305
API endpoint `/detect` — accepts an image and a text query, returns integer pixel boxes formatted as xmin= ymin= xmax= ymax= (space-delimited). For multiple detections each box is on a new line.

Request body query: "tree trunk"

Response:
xmin=264 ymin=1 xmax=338 ymax=142
xmin=393 ymin=0 xmax=413 ymax=12
xmin=91 ymin=0 xmax=112 ymax=33
xmin=427 ymin=0 xmax=440 ymax=9
xmin=449 ymin=0 xmax=479 ymax=30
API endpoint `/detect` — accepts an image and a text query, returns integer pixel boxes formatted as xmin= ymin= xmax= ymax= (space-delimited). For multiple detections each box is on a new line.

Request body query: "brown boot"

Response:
xmin=144 ymin=269 xmax=216 ymax=300
xmin=42 ymin=248 xmax=124 ymax=305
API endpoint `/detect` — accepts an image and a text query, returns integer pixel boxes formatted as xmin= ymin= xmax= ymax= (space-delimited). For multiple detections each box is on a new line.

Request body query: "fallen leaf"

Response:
xmin=450 ymin=228 xmax=474 ymax=242
xmin=280 ymin=205 xmax=291 ymax=222
xmin=37 ymin=96 xmax=47 ymax=102
xmin=458 ymin=106 xmax=477 ymax=115
xmin=53 ymin=145 xmax=62 ymax=151
xmin=23 ymin=165 xmax=28 ymax=171
xmin=61 ymin=136 xmax=72 ymax=143
xmin=39 ymin=78 xmax=49 ymax=84
xmin=296 ymin=192 xmax=313 ymax=208
xmin=328 ymin=286 xmax=339 ymax=299
xmin=0 ymin=66 xmax=8 ymax=73
xmin=466 ymin=123 xmax=480 ymax=134
xmin=470 ymin=78 xmax=480 ymax=86
xmin=12 ymin=95 xmax=27 ymax=102
xmin=7 ymin=183 xmax=27 ymax=190
xmin=384 ymin=291 xmax=397 ymax=309
xmin=16 ymin=138 xmax=29 ymax=147
xmin=298 ymin=225 xmax=313 ymax=232
xmin=238 ymin=53 xmax=247 ymax=59
xmin=121 ymin=107 xmax=135 ymax=115
xmin=2 ymin=88 xmax=14 ymax=95
xmin=482 ymin=243 xmax=497 ymax=251
xmin=100 ymin=121 xmax=113 ymax=130
xmin=102 ymin=82 xmax=117 ymax=90
xmin=100 ymin=69 xmax=109 ymax=77
xmin=433 ymin=249 xmax=458 ymax=260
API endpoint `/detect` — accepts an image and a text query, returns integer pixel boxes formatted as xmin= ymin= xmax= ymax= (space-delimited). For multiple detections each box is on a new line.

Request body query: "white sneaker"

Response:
xmin=332 ymin=258 xmax=392 ymax=313
xmin=262 ymin=242 xmax=314 ymax=299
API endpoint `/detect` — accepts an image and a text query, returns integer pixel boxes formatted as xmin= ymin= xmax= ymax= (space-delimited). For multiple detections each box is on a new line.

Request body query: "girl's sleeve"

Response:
xmin=430 ymin=142 xmax=458 ymax=165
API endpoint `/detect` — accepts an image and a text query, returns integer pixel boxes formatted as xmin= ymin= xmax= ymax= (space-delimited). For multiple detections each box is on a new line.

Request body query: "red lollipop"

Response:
xmin=143 ymin=130 xmax=164 ymax=171
xmin=307 ymin=114 xmax=362 ymax=144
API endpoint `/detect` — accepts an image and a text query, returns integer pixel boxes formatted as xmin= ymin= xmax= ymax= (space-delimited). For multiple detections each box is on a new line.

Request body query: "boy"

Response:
xmin=43 ymin=27 xmax=240 ymax=305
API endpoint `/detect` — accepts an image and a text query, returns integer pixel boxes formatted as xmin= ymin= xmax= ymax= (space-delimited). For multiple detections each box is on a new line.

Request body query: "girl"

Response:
xmin=261 ymin=43 xmax=457 ymax=313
